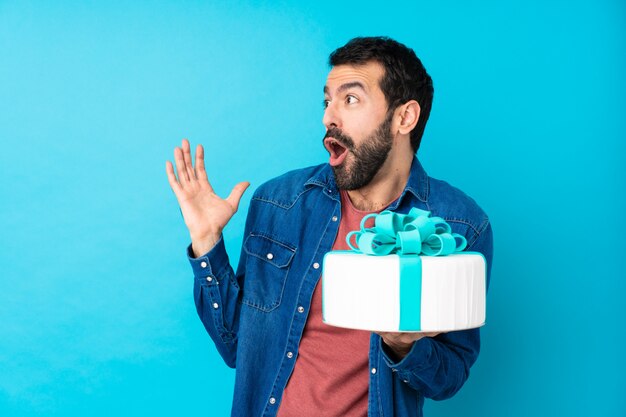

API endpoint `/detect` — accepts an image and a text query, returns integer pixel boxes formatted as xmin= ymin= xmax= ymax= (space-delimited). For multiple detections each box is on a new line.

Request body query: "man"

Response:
xmin=166 ymin=36 xmax=493 ymax=417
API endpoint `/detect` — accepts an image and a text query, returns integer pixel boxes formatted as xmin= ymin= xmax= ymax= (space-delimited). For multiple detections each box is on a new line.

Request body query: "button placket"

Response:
xmin=271 ymin=199 xmax=338 ymax=409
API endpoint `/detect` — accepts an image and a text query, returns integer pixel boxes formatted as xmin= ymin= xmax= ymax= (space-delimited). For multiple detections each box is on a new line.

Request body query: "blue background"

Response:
xmin=1 ymin=1 xmax=624 ymax=416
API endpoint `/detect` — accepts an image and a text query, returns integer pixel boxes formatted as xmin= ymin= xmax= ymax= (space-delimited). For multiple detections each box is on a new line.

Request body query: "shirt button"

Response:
xmin=200 ymin=261 xmax=207 ymax=268
xmin=213 ymin=303 xmax=219 ymax=309
xmin=313 ymin=262 xmax=320 ymax=269
xmin=371 ymin=368 xmax=377 ymax=374
xmin=287 ymin=352 xmax=294 ymax=359
xmin=297 ymin=306 xmax=305 ymax=313
xmin=332 ymin=216 xmax=338 ymax=222
xmin=269 ymin=397 xmax=276 ymax=405
xmin=266 ymin=253 xmax=274 ymax=260
xmin=206 ymin=276 xmax=213 ymax=283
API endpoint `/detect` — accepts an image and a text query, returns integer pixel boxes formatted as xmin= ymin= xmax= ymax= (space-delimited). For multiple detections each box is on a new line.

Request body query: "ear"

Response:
xmin=396 ymin=100 xmax=421 ymax=135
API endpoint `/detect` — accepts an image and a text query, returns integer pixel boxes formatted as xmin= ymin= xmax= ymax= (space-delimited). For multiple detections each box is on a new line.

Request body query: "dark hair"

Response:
xmin=329 ymin=36 xmax=434 ymax=152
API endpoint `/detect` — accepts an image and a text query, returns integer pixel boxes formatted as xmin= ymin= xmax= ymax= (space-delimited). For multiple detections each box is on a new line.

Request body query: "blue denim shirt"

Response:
xmin=187 ymin=157 xmax=493 ymax=417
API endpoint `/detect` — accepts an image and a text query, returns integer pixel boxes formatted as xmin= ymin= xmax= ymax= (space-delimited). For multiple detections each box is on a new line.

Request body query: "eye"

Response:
xmin=346 ymin=95 xmax=358 ymax=105
xmin=323 ymin=99 xmax=330 ymax=109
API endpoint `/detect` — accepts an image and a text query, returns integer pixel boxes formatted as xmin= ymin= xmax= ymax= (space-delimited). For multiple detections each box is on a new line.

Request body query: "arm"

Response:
xmin=188 ymin=236 xmax=241 ymax=368
xmin=378 ymin=221 xmax=494 ymax=400
xmin=166 ymin=138 xmax=250 ymax=368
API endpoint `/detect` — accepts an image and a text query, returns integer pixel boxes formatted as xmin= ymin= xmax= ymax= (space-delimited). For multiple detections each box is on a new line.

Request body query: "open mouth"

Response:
xmin=324 ymin=138 xmax=349 ymax=167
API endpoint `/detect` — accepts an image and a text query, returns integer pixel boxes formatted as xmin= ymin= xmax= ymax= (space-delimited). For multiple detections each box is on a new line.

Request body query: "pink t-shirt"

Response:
xmin=276 ymin=190 xmax=383 ymax=417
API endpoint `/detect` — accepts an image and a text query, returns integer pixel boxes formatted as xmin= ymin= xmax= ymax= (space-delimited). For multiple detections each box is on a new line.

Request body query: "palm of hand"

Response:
xmin=166 ymin=138 xmax=249 ymax=244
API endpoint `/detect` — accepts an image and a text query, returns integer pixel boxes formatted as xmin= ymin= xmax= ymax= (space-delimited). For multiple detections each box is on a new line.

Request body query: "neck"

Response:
xmin=346 ymin=153 xmax=413 ymax=211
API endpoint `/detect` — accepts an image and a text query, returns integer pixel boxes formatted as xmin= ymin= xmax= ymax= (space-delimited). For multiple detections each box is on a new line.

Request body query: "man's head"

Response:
xmin=322 ymin=37 xmax=433 ymax=190
xmin=329 ymin=36 xmax=434 ymax=153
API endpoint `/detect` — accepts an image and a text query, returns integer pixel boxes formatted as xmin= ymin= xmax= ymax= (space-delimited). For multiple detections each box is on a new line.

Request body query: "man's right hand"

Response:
xmin=166 ymin=138 xmax=250 ymax=258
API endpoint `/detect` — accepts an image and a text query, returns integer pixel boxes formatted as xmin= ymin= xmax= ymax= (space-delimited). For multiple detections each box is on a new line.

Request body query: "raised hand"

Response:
xmin=166 ymin=138 xmax=250 ymax=257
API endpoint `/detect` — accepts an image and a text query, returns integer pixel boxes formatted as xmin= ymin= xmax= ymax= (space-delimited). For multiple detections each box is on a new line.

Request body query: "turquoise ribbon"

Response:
xmin=398 ymin=255 xmax=422 ymax=330
xmin=345 ymin=208 xmax=467 ymax=330
xmin=346 ymin=207 xmax=467 ymax=256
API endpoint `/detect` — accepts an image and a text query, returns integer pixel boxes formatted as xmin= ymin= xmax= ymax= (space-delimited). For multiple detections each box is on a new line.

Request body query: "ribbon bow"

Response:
xmin=346 ymin=208 xmax=467 ymax=256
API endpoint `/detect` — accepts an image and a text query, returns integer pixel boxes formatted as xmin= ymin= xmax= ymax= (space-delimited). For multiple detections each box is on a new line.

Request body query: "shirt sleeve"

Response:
xmin=379 ymin=220 xmax=494 ymax=400
xmin=188 ymin=235 xmax=243 ymax=368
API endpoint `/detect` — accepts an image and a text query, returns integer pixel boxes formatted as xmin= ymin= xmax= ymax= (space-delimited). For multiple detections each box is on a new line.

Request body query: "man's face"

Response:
xmin=322 ymin=62 xmax=394 ymax=190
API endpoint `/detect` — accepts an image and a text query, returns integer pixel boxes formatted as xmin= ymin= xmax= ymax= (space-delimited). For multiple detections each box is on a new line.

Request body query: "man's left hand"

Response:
xmin=376 ymin=331 xmax=441 ymax=361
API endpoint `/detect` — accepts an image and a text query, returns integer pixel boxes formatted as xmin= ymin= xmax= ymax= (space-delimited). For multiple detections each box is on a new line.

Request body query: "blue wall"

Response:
xmin=1 ymin=1 xmax=624 ymax=416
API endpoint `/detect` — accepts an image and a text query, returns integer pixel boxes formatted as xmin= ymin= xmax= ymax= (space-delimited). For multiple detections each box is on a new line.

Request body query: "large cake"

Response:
xmin=321 ymin=208 xmax=487 ymax=333
xmin=322 ymin=251 xmax=486 ymax=332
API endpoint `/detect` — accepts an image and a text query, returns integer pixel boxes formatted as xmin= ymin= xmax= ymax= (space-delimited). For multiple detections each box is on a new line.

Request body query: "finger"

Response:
xmin=226 ymin=181 xmax=251 ymax=212
xmin=376 ymin=332 xmax=396 ymax=345
xmin=181 ymin=138 xmax=197 ymax=181
xmin=374 ymin=332 xmax=387 ymax=343
xmin=165 ymin=161 xmax=182 ymax=195
xmin=174 ymin=147 xmax=190 ymax=184
xmin=195 ymin=144 xmax=213 ymax=191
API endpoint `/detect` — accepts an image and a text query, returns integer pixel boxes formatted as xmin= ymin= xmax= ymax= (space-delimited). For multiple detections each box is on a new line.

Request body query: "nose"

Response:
xmin=322 ymin=100 xmax=340 ymax=131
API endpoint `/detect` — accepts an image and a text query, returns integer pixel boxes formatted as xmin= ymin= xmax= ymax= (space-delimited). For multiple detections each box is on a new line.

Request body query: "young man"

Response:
xmin=166 ymin=36 xmax=493 ymax=417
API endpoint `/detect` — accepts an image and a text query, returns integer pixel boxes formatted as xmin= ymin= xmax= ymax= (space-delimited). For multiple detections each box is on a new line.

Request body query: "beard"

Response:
xmin=325 ymin=111 xmax=394 ymax=190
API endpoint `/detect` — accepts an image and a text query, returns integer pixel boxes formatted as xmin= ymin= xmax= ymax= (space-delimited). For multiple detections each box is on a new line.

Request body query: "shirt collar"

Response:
xmin=304 ymin=156 xmax=429 ymax=205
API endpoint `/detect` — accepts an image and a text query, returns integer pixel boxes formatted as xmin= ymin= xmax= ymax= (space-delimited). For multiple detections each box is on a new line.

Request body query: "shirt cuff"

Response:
xmin=186 ymin=235 xmax=228 ymax=278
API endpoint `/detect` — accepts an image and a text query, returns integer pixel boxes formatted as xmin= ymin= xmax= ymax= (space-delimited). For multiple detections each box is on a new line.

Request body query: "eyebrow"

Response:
xmin=323 ymin=81 xmax=367 ymax=95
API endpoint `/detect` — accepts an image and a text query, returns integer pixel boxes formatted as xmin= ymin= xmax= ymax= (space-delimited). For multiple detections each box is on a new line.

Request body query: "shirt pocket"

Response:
xmin=242 ymin=233 xmax=296 ymax=312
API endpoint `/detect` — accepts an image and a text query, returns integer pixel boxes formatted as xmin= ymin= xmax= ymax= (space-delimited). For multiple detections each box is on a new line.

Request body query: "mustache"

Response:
xmin=323 ymin=127 xmax=355 ymax=150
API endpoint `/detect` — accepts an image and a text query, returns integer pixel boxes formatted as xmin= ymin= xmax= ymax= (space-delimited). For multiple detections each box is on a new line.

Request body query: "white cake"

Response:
xmin=322 ymin=251 xmax=486 ymax=332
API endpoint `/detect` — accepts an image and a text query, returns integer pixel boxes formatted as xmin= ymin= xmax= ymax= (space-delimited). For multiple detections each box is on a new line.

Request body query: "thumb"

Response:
xmin=226 ymin=181 xmax=251 ymax=212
